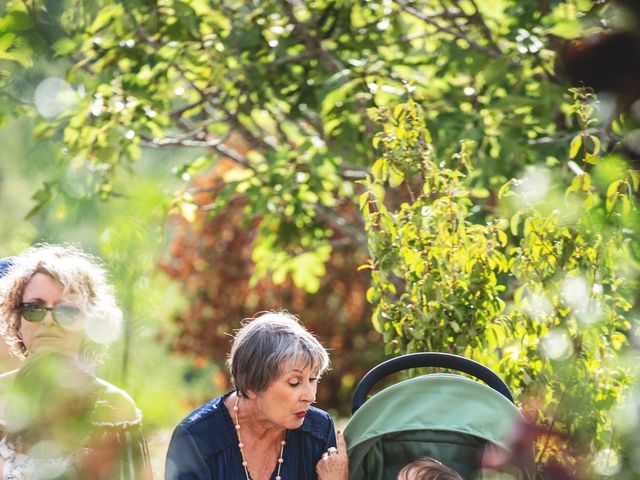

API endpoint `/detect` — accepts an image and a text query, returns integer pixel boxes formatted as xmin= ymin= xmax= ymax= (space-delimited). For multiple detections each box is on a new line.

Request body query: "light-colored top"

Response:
xmin=0 ymin=436 xmax=87 ymax=479
xmin=0 ymin=369 xmax=151 ymax=480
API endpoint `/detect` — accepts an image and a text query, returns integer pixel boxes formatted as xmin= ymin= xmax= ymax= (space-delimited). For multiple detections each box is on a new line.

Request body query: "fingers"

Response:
xmin=325 ymin=430 xmax=346 ymax=459
xmin=322 ymin=447 xmax=337 ymax=461
xmin=316 ymin=430 xmax=349 ymax=479
xmin=335 ymin=429 xmax=347 ymax=452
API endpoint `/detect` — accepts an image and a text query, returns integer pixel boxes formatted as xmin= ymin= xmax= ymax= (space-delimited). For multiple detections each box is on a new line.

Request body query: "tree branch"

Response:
xmin=278 ymin=0 xmax=343 ymax=73
xmin=266 ymin=51 xmax=315 ymax=68
xmin=465 ymin=0 xmax=503 ymax=55
xmin=395 ymin=0 xmax=503 ymax=59
xmin=139 ymin=132 xmax=256 ymax=171
xmin=140 ymin=135 xmax=227 ymax=148
xmin=314 ymin=204 xmax=367 ymax=247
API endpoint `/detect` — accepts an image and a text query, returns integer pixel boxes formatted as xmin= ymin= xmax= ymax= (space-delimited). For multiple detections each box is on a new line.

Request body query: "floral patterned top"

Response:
xmin=0 ymin=414 xmax=151 ymax=480
xmin=0 ymin=369 xmax=152 ymax=480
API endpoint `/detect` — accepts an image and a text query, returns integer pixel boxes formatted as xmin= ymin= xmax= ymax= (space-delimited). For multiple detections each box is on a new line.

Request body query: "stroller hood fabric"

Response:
xmin=345 ymin=373 xmax=534 ymax=480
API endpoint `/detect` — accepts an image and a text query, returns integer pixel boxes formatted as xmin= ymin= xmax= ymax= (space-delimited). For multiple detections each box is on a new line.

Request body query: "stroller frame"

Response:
xmin=345 ymin=352 xmax=535 ymax=480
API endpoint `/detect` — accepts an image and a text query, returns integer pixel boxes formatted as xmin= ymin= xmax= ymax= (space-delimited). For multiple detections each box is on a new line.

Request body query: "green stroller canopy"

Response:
xmin=345 ymin=373 xmax=534 ymax=480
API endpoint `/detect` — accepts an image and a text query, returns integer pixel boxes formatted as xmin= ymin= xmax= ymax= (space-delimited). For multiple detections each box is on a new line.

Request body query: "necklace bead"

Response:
xmin=234 ymin=394 xmax=286 ymax=480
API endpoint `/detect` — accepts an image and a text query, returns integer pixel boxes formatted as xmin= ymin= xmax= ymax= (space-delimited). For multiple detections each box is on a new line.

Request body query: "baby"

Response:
xmin=396 ymin=457 xmax=464 ymax=480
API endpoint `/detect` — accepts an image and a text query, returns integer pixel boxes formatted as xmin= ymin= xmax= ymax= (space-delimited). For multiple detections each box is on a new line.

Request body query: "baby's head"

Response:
xmin=396 ymin=457 xmax=463 ymax=480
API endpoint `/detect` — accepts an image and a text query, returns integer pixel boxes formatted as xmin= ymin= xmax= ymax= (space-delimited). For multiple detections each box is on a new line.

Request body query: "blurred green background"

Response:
xmin=1 ymin=1 xmax=640 ymax=478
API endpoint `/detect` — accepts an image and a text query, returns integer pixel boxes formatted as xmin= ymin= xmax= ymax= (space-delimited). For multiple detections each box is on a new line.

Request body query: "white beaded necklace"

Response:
xmin=233 ymin=394 xmax=286 ymax=480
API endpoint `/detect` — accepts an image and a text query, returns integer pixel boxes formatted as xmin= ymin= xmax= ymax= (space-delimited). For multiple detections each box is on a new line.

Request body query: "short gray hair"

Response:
xmin=228 ymin=311 xmax=330 ymax=396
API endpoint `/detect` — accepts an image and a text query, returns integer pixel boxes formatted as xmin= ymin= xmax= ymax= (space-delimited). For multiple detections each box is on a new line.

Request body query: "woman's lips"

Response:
xmin=295 ymin=411 xmax=307 ymax=419
xmin=35 ymin=332 xmax=61 ymax=339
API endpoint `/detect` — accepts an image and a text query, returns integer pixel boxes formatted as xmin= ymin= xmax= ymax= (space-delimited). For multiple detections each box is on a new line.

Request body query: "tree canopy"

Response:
xmin=1 ymin=0 xmax=640 ymax=477
xmin=1 ymin=0 xmax=601 ymax=284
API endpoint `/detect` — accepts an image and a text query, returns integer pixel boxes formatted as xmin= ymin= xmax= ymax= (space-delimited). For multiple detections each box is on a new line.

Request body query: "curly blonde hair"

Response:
xmin=0 ymin=244 xmax=123 ymax=361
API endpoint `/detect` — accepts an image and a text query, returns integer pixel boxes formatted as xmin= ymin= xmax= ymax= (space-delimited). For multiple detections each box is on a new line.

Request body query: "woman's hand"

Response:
xmin=316 ymin=430 xmax=349 ymax=480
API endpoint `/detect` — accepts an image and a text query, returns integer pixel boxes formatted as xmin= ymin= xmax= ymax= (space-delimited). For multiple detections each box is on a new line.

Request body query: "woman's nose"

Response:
xmin=301 ymin=382 xmax=316 ymax=403
xmin=41 ymin=309 xmax=56 ymax=325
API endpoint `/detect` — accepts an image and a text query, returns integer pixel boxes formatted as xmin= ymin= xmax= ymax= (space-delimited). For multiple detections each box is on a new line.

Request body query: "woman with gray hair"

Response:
xmin=0 ymin=244 xmax=152 ymax=479
xmin=165 ymin=311 xmax=348 ymax=480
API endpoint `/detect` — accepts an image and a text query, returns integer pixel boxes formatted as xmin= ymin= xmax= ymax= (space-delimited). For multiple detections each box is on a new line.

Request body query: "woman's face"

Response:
xmin=19 ymin=273 xmax=85 ymax=357
xmin=250 ymin=358 xmax=319 ymax=430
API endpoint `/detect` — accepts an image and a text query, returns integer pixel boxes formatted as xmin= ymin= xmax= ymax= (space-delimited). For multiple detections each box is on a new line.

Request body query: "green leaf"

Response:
xmin=52 ymin=38 xmax=77 ymax=57
xmin=0 ymin=33 xmax=15 ymax=52
xmin=547 ymin=20 xmax=582 ymax=39
xmin=388 ymin=166 xmax=404 ymax=187
xmin=566 ymin=175 xmax=581 ymax=195
xmin=585 ymin=154 xmax=599 ymax=165
xmin=607 ymin=180 xmax=621 ymax=199
xmin=26 ymin=182 xmax=54 ymax=219
xmin=569 ymin=135 xmax=582 ymax=159
xmin=620 ymin=195 xmax=631 ymax=216
xmin=88 ymin=5 xmax=123 ymax=34
xmin=510 ymin=211 xmax=521 ymax=236
xmin=366 ymin=286 xmax=380 ymax=303
xmin=498 ymin=180 xmax=512 ymax=199
xmin=629 ymin=170 xmax=640 ymax=191
xmin=371 ymin=310 xmax=384 ymax=333
xmin=371 ymin=158 xmax=388 ymax=182
xmin=588 ymin=135 xmax=601 ymax=155
xmin=320 ymin=77 xmax=358 ymax=116
xmin=497 ymin=230 xmax=508 ymax=247
xmin=483 ymin=58 xmax=510 ymax=85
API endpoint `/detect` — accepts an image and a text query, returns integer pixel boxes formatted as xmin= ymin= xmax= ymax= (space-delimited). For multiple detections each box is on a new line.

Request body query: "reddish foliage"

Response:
xmin=482 ymin=402 xmax=589 ymax=480
xmin=160 ymin=161 xmax=384 ymax=413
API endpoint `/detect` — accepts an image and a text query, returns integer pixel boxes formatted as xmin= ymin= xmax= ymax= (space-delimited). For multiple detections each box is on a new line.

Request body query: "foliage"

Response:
xmin=2 ymin=0 xmax=640 ymax=475
xmin=160 ymin=160 xmax=380 ymax=413
xmin=0 ymin=0 xmax=609 ymax=291
xmin=0 ymin=111 xmax=215 ymax=430
xmin=362 ymin=97 xmax=639 ymax=477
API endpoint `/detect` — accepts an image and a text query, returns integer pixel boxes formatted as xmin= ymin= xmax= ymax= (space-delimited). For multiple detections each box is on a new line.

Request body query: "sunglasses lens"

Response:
xmin=55 ymin=306 xmax=81 ymax=326
xmin=19 ymin=302 xmax=80 ymax=326
xmin=21 ymin=303 xmax=47 ymax=322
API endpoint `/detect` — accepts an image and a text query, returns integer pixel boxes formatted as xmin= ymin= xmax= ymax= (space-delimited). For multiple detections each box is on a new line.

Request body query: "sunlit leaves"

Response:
xmin=2 ymin=1 xmax=640 ymax=461
xmin=0 ymin=0 xmax=619 ymax=295
xmin=363 ymin=96 xmax=640 ymax=473
xmin=363 ymin=101 xmax=508 ymax=362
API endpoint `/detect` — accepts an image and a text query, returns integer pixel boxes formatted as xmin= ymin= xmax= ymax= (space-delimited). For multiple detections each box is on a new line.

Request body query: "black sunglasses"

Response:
xmin=18 ymin=302 xmax=81 ymax=326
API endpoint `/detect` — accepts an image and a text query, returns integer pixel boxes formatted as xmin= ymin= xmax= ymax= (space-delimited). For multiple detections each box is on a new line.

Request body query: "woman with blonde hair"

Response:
xmin=0 ymin=244 xmax=152 ymax=479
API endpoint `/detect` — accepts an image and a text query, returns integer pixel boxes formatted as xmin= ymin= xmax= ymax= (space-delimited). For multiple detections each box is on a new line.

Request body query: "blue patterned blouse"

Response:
xmin=165 ymin=391 xmax=337 ymax=480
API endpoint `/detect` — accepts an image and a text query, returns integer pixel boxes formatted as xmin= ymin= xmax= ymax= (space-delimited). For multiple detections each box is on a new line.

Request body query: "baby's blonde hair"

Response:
xmin=397 ymin=457 xmax=464 ymax=480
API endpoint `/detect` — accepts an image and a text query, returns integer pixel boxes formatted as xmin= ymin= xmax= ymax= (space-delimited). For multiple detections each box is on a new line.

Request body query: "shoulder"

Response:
xmin=0 ymin=370 xmax=18 ymax=423
xmin=178 ymin=394 xmax=230 ymax=430
xmin=300 ymin=406 xmax=335 ymax=442
xmin=93 ymin=377 xmax=143 ymax=428
xmin=306 ymin=405 xmax=334 ymax=427
xmin=170 ymin=394 xmax=236 ymax=458
xmin=0 ymin=369 xmax=18 ymax=390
